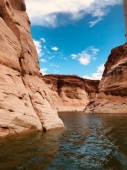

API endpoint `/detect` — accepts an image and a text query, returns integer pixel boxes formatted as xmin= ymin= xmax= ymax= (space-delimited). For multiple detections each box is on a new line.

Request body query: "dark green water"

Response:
xmin=1 ymin=113 xmax=127 ymax=170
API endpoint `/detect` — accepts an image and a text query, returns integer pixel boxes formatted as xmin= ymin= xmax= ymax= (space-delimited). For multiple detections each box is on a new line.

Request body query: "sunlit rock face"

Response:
xmin=100 ymin=44 xmax=127 ymax=96
xmin=85 ymin=44 xmax=127 ymax=114
xmin=43 ymin=75 xmax=99 ymax=112
xmin=1 ymin=0 xmax=122 ymax=138
xmin=0 ymin=0 xmax=64 ymax=137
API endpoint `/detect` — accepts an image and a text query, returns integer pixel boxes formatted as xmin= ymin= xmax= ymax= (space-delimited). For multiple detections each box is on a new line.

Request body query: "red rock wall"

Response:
xmin=43 ymin=75 xmax=99 ymax=112
xmin=85 ymin=44 xmax=127 ymax=114
xmin=0 ymin=0 xmax=64 ymax=137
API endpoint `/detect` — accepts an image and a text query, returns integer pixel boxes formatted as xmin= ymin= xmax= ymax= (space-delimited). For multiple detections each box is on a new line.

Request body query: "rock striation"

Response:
xmin=85 ymin=44 xmax=127 ymax=114
xmin=0 ymin=0 xmax=64 ymax=137
xmin=43 ymin=75 xmax=99 ymax=112
xmin=1 ymin=0 xmax=125 ymax=138
xmin=0 ymin=0 xmax=100 ymax=137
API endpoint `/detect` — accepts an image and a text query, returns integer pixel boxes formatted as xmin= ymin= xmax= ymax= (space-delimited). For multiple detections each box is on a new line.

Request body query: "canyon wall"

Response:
xmin=1 ymin=0 xmax=125 ymax=138
xmin=0 ymin=0 xmax=99 ymax=137
xmin=0 ymin=0 xmax=64 ymax=137
xmin=85 ymin=44 xmax=127 ymax=114
xmin=43 ymin=75 xmax=99 ymax=112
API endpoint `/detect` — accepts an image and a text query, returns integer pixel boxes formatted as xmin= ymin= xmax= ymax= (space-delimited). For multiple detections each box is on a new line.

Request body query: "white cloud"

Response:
xmin=50 ymin=63 xmax=59 ymax=68
xmin=40 ymin=58 xmax=47 ymax=63
xmin=48 ymin=56 xmax=55 ymax=60
xmin=71 ymin=54 xmax=78 ymax=59
xmin=79 ymin=53 xmax=91 ymax=65
xmin=84 ymin=64 xmax=105 ymax=80
xmin=97 ymin=64 xmax=105 ymax=73
xmin=43 ymin=46 xmax=47 ymax=49
xmin=41 ymin=38 xmax=46 ymax=43
xmin=71 ymin=46 xmax=99 ymax=66
xmin=89 ymin=18 xmax=102 ymax=27
xmin=54 ymin=70 xmax=60 ymax=74
xmin=33 ymin=40 xmax=43 ymax=57
xmin=26 ymin=0 xmax=122 ymax=27
xmin=40 ymin=68 xmax=48 ymax=75
xmin=51 ymin=46 xmax=59 ymax=51
xmin=63 ymin=57 xmax=68 ymax=61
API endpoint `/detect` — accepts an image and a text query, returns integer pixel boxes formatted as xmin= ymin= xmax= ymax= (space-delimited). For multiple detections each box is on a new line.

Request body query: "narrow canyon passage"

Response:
xmin=0 ymin=1 xmax=127 ymax=170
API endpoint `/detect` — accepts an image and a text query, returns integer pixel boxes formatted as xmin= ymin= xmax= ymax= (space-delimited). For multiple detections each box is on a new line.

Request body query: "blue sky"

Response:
xmin=26 ymin=0 xmax=125 ymax=79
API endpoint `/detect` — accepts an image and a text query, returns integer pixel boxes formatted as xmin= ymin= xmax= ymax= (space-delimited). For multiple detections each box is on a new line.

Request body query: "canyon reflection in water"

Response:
xmin=0 ymin=113 xmax=127 ymax=170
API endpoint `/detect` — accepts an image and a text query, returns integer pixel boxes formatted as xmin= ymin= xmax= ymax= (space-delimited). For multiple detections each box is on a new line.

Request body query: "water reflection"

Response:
xmin=0 ymin=113 xmax=127 ymax=170
xmin=0 ymin=130 xmax=63 ymax=170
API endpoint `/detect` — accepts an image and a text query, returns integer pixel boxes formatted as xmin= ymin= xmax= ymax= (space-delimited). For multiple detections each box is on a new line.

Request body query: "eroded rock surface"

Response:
xmin=2 ymin=0 xmax=123 ymax=138
xmin=0 ymin=0 xmax=64 ymax=137
xmin=43 ymin=75 xmax=99 ymax=112
xmin=85 ymin=44 xmax=127 ymax=114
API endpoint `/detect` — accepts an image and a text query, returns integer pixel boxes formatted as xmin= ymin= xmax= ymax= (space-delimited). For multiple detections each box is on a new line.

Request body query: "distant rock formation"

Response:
xmin=1 ymin=0 xmax=126 ymax=138
xmin=43 ymin=75 xmax=99 ymax=112
xmin=0 ymin=0 xmax=100 ymax=138
xmin=85 ymin=44 xmax=127 ymax=114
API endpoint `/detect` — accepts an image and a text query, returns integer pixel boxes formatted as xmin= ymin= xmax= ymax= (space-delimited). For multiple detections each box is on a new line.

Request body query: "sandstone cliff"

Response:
xmin=0 ymin=0 xmax=100 ymax=138
xmin=2 ymin=0 xmax=124 ymax=138
xmin=85 ymin=44 xmax=127 ymax=114
xmin=43 ymin=75 xmax=99 ymax=112
xmin=0 ymin=0 xmax=64 ymax=137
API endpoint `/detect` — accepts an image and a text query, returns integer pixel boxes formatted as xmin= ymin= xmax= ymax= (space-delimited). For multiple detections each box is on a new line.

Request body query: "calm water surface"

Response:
xmin=0 ymin=113 xmax=127 ymax=170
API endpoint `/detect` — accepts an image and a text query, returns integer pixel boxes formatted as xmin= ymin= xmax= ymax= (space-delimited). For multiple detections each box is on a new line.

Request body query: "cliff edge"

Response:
xmin=0 ymin=0 xmax=99 ymax=137
xmin=85 ymin=44 xmax=127 ymax=114
xmin=0 ymin=0 xmax=64 ymax=137
xmin=1 ymin=0 xmax=124 ymax=138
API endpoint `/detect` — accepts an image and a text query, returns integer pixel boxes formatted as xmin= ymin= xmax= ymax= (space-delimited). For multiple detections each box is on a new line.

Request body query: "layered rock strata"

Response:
xmin=0 ymin=0 xmax=100 ymax=137
xmin=0 ymin=0 xmax=64 ymax=137
xmin=43 ymin=75 xmax=99 ymax=112
xmin=2 ymin=0 xmax=125 ymax=138
xmin=85 ymin=44 xmax=127 ymax=114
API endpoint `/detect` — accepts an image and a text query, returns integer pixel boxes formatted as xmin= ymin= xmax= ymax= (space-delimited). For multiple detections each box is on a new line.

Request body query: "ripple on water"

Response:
xmin=0 ymin=113 xmax=127 ymax=170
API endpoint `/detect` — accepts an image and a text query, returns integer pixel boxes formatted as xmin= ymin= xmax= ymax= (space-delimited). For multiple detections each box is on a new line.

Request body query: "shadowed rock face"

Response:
xmin=0 ymin=0 xmax=64 ymax=137
xmin=43 ymin=75 xmax=99 ymax=112
xmin=99 ymin=45 xmax=127 ymax=96
xmin=9 ymin=0 xmax=26 ymax=11
xmin=85 ymin=44 xmax=127 ymax=114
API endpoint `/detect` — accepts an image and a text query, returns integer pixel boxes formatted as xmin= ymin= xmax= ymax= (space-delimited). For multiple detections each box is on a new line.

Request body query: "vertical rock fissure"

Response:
xmin=28 ymin=93 xmax=43 ymax=130
xmin=2 ymin=14 xmax=43 ymax=127
xmin=18 ymin=47 xmax=43 ymax=127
